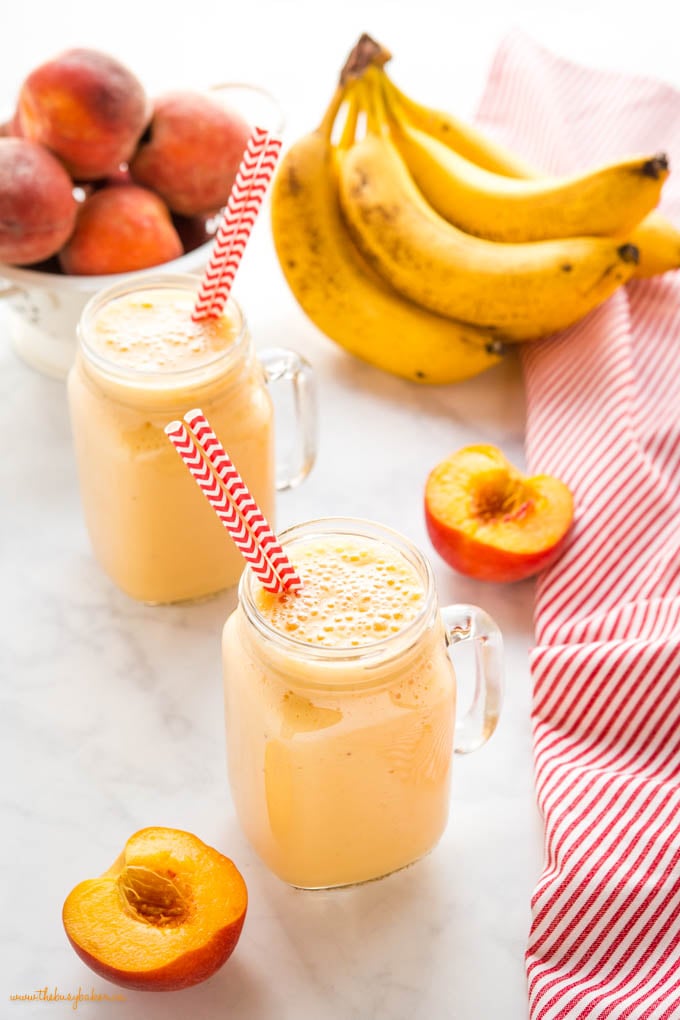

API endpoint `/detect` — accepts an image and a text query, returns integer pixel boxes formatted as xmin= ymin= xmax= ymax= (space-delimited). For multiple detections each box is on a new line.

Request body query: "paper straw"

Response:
xmin=164 ymin=420 xmax=283 ymax=592
xmin=205 ymin=134 xmax=282 ymax=317
xmin=192 ymin=125 xmax=268 ymax=319
xmin=192 ymin=128 xmax=282 ymax=321
xmin=164 ymin=414 xmax=300 ymax=594
xmin=184 ymin=408 xmax=302 ymax=593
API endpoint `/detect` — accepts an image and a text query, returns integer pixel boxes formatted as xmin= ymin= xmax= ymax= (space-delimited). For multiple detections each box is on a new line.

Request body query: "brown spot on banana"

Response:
xmin=349 ymin=169 xmax=370 ymax=196
xmin=286 ymin=165 xmax=302 ymax=197
xmin=307 ymin=228 xmax=322 ymax=256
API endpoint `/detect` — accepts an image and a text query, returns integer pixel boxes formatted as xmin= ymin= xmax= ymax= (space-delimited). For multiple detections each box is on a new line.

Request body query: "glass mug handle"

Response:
xmin=259 ymin=347 xmax=317 ymax=491
xmin=440 ymin=603 xmax=504 ymax=755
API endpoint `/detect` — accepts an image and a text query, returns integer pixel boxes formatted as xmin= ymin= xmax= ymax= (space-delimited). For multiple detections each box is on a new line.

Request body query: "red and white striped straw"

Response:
xmin=205 ymin=134 xmax=282 ymax=318
xmin=164 ymin=412 xmax=300 ymax=594
xmin=192 ymin=127 xmax=282 ymax=321
xmin=184 ymin=408 xmax=302 ymax=593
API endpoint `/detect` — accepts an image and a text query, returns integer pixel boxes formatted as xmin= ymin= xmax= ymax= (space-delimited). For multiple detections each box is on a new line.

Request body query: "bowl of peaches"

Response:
xmin=0 ymin=49 xmax=283 ymax=377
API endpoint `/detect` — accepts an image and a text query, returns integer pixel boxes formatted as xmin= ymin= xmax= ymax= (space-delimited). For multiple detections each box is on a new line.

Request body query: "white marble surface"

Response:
xmin=2 ymin=3 xmax=677 ymax=1018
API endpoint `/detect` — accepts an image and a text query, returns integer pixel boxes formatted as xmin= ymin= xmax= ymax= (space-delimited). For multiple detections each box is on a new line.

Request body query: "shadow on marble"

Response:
xmin=319 ymin=342 xmax=526 ymax=446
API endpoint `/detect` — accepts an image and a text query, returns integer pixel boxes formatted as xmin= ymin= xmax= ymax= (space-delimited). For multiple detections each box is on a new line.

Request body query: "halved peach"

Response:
xmin=424 ymin=445 xmax=574 ymax=583
xmin=62 ymin=827 xmax=247 ymax=991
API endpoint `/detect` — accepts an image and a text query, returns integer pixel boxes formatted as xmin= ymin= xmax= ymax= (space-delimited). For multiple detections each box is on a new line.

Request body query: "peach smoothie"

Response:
xmin=222 ymin=525 xmax=457 ymax=889
xmin=68 ymin=276 xmax=274 ymax=603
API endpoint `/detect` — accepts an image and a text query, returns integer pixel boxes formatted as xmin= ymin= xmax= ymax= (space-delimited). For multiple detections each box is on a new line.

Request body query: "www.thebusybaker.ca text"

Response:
xmin=9 ymin=986 xmax=126 ymax=1010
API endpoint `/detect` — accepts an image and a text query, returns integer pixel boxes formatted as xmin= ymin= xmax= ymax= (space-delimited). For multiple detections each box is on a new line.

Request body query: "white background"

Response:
xmin=1 ymin=2 xmax=677 ymax=1018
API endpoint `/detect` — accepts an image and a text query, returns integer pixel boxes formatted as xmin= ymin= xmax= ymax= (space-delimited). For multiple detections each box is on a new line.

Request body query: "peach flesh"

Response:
xmin=62 ymin=827 xmax=248 ymax=991
xmin=425 ymin=445 xmax=574 ymax=582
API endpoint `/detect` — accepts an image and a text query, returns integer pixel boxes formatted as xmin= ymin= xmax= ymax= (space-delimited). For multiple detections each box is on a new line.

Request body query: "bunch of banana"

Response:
xmin=270 ymin=36 xmax=677 ymax=384
xmin=270 ymin=85 xmax=504 ymax=384
xmin=383 ymin=74 xmax=680 ymax=277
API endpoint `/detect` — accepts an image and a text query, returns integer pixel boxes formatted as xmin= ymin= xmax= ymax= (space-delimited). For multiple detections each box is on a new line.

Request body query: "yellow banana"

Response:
xmin=270 ymin=89 xmax=504 ymax=385
xmin=377 ymin=74 xmax=667 ymax=243
xmin=625 ymin=214 xmax=680 ymax=277
xmin=382 ymin=70 xmax=680 ymax=277
xmin=336 ymin=81 xmax=638 ymax=341
xmin=382 ymin=74 xmax=535 ymax=177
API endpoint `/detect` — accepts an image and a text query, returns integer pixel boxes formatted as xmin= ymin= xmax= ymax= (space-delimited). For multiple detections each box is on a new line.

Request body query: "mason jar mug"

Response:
xmin=222 ymin=517 xmax=504 ymax=889
xmin=68 ymin=273 xmax=316 ymax=603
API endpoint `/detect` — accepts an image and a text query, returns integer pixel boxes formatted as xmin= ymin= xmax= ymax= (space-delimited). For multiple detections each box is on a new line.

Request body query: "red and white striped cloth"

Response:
xmin=477 ymin=34 xmax=680 ymax=1019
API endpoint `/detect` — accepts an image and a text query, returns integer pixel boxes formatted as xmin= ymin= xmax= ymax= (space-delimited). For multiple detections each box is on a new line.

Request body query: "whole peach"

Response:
xmin=17 ymin=49 xmax=149 ymax=180
xmin=129 ymin=91 xmax=251 ymax=216
xmin=0 ymin=138 xmax=77 ymax=265
xmin=59 ymin=185 xmax=183 ymax=275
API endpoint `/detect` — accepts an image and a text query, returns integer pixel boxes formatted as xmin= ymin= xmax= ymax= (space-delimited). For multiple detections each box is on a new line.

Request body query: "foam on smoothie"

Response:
xmin=88 ymin=288 xmax=240 ymax=372
xmin=254 ymin=536 xmax=426 ymax=647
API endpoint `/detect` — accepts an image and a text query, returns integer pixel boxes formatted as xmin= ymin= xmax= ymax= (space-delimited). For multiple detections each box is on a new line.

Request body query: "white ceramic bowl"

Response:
xmin=0 ymin=82 xmax=284 ymax=380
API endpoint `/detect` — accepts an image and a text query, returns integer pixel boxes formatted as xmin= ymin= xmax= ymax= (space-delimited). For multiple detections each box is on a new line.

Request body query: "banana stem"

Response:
xmin=337 ymin=84 xmax=360 ymax=151
xmin=318 ymin=86 xmax=346 ymax=141
xmin=339 ymin=33 xmax=392 ymax=85
xmin=380 ymin=71 xmax=409 ymax=113
xmin=363 ymin=68 xmax=390 ymax=138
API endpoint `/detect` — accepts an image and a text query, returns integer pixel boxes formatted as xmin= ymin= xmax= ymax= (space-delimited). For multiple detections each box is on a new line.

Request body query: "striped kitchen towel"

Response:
xmin=477 ymin=33 xmax=680 ymax=1020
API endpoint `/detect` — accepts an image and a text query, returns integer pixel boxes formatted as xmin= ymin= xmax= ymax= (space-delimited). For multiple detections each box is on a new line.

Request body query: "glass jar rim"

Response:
xmin=76 ymin=272 xmax=249 ymax=386
xmin=239 ymin=517 xmax=438 ymax=665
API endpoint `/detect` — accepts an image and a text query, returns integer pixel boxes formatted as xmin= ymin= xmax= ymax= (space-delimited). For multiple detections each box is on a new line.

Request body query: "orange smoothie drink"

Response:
xmin=68 ymin=274 xmax=275 ymax=604
xmin=222 ymin=518 xmax=505 ymax=889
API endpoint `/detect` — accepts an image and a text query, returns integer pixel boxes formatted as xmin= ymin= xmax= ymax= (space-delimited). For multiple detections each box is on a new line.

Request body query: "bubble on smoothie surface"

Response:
xmin=254 ymin=537 xmax=426 ymax=647
xmin=89 ymin=288 xmax=240 ymax=371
